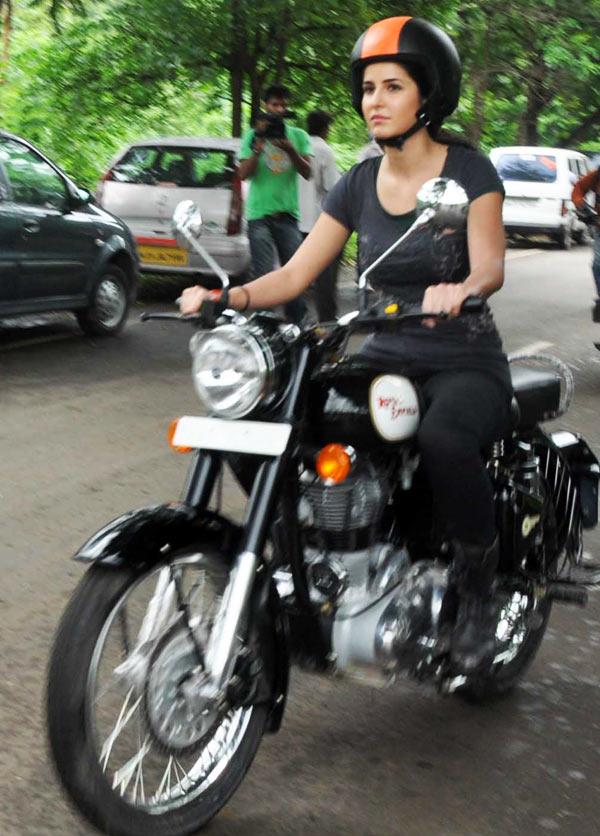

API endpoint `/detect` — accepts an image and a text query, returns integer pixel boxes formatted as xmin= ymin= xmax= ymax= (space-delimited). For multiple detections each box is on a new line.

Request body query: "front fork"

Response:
xmin=184 ymin=344 xmax=311 ymax=699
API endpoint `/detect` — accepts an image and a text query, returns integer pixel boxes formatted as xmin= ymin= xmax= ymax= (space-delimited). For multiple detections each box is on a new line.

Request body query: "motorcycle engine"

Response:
xmin=299 ymin=458 xmax=389 ymax=551
xmin=296 ymin=458 xmax=450 ymax=682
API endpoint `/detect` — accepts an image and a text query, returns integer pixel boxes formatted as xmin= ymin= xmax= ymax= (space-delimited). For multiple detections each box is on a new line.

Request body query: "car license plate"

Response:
xmin=138 ymin=245 xmax=189 ymax=267
xmin=506 ymin=197 xmax=538 ymax=209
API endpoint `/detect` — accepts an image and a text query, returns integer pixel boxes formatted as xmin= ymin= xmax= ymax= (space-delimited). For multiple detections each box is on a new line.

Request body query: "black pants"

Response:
xmin=248 ymin=213 xmax=307 ymax=324
xmin=302 ymin=232 xmax=340 ymax=322
xmin=417 ymin=369 xmax=511 ymax=547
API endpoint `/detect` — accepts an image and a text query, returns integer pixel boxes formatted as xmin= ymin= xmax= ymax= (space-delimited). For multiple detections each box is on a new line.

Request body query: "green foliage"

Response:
xmin=0 ymin=0 xmax=598 ymax=191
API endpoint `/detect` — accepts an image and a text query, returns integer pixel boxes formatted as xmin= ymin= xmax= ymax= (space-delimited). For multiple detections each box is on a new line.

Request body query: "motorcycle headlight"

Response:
xmin=190 ymin=324 xmax=277 ymax=418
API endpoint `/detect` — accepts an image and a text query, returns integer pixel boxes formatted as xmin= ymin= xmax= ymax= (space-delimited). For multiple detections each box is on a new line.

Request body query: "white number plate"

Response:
xmin=172 ymin=416 xmax=292 ymax=456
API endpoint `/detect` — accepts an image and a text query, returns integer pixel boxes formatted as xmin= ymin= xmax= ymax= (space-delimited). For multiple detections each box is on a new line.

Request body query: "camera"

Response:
xmin=254 ymin=111 xmax=294 ymax=141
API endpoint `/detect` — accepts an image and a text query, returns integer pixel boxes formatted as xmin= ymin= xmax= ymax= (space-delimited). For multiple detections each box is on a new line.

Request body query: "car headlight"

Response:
xmin=190 ymin=324 xmax=279 ymax=419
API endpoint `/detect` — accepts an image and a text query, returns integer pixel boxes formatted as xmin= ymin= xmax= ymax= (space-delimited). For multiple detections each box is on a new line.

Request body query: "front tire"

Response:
xmin=47 ymin=561 xmax=267 ymax=836
xmin=77 ymin=265 xmax=130 ymax=336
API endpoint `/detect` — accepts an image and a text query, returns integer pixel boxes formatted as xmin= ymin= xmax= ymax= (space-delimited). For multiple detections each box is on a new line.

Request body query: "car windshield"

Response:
xmin=495 ymin=153 xmax=558 ymax=183
xmin=111 ymin=146 xmax=236 ymax=188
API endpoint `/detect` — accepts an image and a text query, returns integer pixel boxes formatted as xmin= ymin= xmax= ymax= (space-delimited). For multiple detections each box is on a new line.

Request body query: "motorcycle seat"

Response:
xmin=510 ymin=363 xmax=562 ymax=427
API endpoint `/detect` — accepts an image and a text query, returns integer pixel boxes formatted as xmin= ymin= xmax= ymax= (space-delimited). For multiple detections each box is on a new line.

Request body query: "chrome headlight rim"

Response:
xmin=190 ymin=323 xmax=278 ymax=419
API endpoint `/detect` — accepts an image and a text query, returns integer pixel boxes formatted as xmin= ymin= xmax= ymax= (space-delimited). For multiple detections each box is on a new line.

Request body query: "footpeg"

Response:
xmin=547 ymin=583 xmax=588 ymax=606
xmin=565 ymin=563 xmax=600 ymax=587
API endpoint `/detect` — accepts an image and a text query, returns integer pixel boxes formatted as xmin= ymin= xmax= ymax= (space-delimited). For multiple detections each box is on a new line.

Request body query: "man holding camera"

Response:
xmin=238 ymin=85 xmax=312 ymax=323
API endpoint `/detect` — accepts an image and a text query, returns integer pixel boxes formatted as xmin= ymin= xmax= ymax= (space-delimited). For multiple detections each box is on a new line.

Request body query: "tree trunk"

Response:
xmin=1 ymin=0 xmax=12 ymax=85
xmin=517 ymin=52 xmax=546 ymax=144
xmin=230 ymin=63 xmax=243 ymax=137
xmin=249 ymin=70 xmax=262 ymax=125
xmin=229 ymin=0 xmax=245 ymax=137
xmin=467 ymin=9 xmax=491 ymax=146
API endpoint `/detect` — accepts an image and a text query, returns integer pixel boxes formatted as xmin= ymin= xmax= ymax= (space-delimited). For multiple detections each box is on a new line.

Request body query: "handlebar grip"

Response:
xmin=460 ymin=294 xmax=485 ymax=314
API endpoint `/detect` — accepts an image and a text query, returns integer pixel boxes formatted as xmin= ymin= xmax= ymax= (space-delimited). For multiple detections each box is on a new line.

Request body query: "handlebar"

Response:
xmin=140 ymin=288 xmax=230 ymax=328
xmin=341 ymin=293 xmax=485 ymax=331
xmin=140 ymin=293 xmax=485 ymax=334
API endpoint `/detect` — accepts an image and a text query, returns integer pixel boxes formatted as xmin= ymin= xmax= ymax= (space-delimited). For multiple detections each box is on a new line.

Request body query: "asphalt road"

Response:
xmin=1 ymin=242 xmax=600 ymax=836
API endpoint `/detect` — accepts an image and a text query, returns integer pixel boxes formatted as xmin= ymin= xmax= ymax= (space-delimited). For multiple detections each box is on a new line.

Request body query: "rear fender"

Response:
xmin=74 ymin=502 xmax=241 ymax=568
xmin=550 ymin=432 xmax=600 ymax=529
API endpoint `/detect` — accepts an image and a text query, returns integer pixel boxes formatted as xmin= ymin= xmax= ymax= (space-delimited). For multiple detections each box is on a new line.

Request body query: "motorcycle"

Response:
xmin=47 ymin=179 xmax=600 ymax=836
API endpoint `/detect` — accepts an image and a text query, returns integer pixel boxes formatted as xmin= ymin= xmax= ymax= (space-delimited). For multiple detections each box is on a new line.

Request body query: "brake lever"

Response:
xmin=139 ymin=311 xmax=204 ymax=325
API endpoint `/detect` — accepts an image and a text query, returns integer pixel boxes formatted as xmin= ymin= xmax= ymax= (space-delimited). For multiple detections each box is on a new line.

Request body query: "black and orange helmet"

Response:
xmin=350 ymin=16 xmax=461 ymax=127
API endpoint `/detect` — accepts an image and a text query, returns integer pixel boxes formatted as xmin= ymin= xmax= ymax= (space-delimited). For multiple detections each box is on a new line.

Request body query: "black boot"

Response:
xmin=450 ymin=537 xmax=499 ymax=674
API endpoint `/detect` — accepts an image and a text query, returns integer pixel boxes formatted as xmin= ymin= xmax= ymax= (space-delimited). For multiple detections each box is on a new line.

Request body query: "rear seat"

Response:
xmin=510 ymin=364 xmax=562 ymax=427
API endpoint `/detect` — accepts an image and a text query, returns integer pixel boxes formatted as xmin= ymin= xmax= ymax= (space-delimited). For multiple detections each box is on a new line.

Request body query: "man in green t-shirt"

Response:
xmin=238 ymin=85 xmax=312 ymax=323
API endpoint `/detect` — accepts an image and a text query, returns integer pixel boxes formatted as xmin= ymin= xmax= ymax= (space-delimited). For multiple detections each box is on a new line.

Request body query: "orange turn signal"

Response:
xmin=167 ymin=418 xmax=192 ymax=454
xmin=316 ymin=443 xmax=354 ymax=484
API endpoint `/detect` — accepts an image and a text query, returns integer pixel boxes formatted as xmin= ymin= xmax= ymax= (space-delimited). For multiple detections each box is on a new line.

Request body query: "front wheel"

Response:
xmin=77 ymin=265 xmax=130 ymax=336
xmin=47 ymin=557 xmax=267 ymax=836
xmin=457 ymin=584 xmax=552 ymax=702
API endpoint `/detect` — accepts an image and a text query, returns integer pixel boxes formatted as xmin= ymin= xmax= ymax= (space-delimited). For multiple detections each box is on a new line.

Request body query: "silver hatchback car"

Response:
xmin=97 ymin=137 xmax=250 ymax=281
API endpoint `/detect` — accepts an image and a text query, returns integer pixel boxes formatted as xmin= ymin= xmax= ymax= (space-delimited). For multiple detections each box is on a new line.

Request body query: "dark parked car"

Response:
xmin=0 ymin=131 xmax=139 ymax=336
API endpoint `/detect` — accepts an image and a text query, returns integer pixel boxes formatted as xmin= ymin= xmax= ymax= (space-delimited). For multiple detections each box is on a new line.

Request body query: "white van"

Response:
xmin=489 ymin=146 xmax=593 ymax=248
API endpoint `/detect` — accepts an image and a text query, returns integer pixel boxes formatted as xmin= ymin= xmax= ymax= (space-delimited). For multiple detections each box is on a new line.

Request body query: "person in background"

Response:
xmin=572 ymin=166 xmax=600 ymax=321
xmin=237 ymin=84 xmax=313 ymax=324
xmin=355 ymin=136 xmax=383 ymax=277
xmin=357 ymin=135 xmax=383 ymax=163
xmin=298 ymin=109 xmax=341 ymax=321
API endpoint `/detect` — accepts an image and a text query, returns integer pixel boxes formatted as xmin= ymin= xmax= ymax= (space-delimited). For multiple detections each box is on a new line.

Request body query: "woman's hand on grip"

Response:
xmin=179 ymin=285 xmax=209 ymax=316
xmin=422 ymin=282 xmax=470 ymax=328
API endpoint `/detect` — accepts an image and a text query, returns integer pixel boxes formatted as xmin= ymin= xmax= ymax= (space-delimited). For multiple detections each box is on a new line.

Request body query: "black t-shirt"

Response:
xmin=323 ymin=144 xmax=511 ymax=391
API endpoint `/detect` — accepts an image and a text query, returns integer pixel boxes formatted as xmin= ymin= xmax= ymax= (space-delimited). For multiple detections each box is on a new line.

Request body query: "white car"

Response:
xmin=97 ymin=137 xmax=251 ymax=281
xmin=489 ymin=145 xmax=593 ymax=249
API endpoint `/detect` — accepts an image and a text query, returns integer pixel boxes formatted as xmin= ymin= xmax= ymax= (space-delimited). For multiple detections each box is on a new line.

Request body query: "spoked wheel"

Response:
xmin=457 ymin=582 xmax=552 ymax=702
xmin=47 ymin=555 xmax=267 ymax=836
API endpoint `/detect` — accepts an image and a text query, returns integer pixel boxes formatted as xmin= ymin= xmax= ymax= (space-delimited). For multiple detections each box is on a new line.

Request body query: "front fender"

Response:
xmin=75 ymin=502 xmax=291 ymax=725
xmin=74 ymin=502 xmax=241 ymax=568
xmin=93 ymin=233 xmax=139 ymax=297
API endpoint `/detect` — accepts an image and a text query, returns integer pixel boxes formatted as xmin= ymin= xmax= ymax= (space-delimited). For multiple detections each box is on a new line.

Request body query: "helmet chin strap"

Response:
xmin=377 ymin=110 xmax=431 ymax=151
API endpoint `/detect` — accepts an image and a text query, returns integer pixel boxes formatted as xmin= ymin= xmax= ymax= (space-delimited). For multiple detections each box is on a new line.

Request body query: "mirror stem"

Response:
xmin=357 ymin=207 xmax=435 ymax=306
xmin=179 ymin=226 xmax=230 ymax=289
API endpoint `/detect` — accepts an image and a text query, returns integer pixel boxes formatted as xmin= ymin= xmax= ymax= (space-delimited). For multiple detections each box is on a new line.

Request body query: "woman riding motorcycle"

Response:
xmin=180 ymin=16 xmax=513 ymax=674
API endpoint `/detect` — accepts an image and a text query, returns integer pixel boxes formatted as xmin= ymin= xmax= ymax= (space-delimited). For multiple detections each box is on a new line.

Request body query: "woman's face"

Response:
xmin=361 ymin=62 xmax=422 ymax=141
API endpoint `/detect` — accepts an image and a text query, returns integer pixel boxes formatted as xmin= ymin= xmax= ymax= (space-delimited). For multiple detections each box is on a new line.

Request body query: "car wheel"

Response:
xmin=77 ymin=266 xmax=130 ymax=337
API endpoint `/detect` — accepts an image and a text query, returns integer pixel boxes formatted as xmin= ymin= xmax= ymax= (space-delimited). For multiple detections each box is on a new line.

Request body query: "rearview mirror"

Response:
xmin=357 ymin=177 xmax=469 ymax=310
xmin=416 ymin=177 xmax=468 ymax=230
xmin=172 ymin=199 xmax=230 ymax=289
xmin=172 ymin=200 xmax=203 ymax=245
